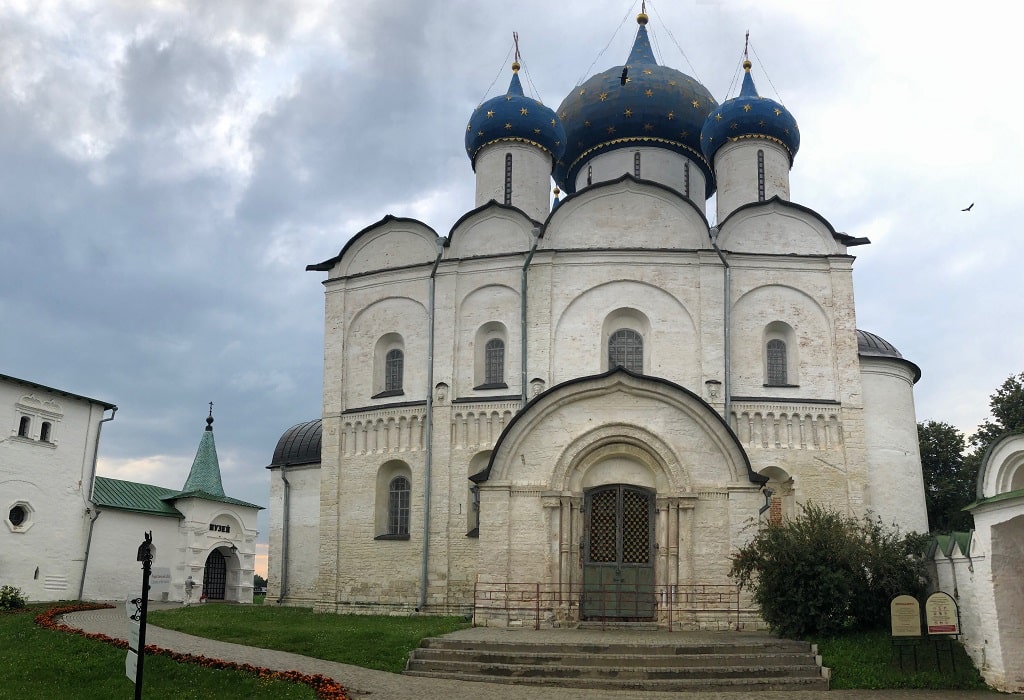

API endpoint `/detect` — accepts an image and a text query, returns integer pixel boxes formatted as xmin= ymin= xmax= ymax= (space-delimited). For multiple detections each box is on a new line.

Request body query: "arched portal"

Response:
xmin=202 ymin=549 xmax=227 ymax=600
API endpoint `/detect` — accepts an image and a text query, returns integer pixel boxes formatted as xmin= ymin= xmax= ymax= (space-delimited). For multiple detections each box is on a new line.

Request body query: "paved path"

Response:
xmin=60 ymin=605 xmax=997 ymax=699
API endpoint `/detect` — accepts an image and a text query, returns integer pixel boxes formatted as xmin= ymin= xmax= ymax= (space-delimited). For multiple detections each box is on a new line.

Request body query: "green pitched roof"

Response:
xmin=180 ymin=414 xmax=225 ymax=497
xmin=91 ymin=476 xmax=183 ymax=518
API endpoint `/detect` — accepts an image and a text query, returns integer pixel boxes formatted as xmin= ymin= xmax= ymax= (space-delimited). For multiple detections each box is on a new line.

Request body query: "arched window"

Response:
xmin=39 ymin=422 xmax=52 ymax=443
xmin=388 ymin=476 xmax=410 ymax=536
xmin=766 ymin=339 xmax=787 ymax=386
xmin=609 ymin=329 xmax=644 ymax=373
xmin=17 ymin=416 xmax=30 ymax=438
xmin=485 ymin=338 xmax=505 ymax=385
xmin=384 ymin=349 xmax=403 ymax=393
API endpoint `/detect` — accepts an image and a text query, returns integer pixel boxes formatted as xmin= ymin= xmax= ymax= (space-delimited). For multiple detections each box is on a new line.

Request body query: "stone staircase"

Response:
xmin=404 ymin=634 xmax=829 ymax=692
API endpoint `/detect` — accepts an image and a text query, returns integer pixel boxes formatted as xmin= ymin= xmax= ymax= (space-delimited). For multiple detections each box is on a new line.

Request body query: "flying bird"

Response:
xmin=620 ymin=67 xmax=629 ymax=86
xmin=962 ymin=203 xmax=974 ymax=212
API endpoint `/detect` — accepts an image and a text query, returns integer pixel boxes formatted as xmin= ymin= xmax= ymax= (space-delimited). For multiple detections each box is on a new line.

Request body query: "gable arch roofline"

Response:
xmin=306 ymin=214 xmax=441 ymax=273
xmin=446 ymin=200 xmax=543 ymax=247
xmin=975 ymin=432 xmax=1024 ymax=501
xmin=472 ymin=366 xmax=763 ymax=486
xmin=542 ymin=173 xmax=710 ymax=235
xmin=716 ymin=195 xmax=870 ymax=248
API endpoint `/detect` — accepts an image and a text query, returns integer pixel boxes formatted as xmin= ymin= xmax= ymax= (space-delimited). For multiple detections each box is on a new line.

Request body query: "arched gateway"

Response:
xmin=471 ymin=369 xmax=765 ymax=627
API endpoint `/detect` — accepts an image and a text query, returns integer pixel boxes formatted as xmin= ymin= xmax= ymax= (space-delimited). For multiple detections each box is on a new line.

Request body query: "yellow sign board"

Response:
xmin=925 ymin=591 xmax=960 ymax=635
xmin=890 ymin=595 xmax=921 ymax=637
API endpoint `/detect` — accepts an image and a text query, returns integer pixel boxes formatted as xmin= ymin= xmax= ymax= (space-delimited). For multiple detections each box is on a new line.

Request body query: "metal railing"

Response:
xmin=472 ymin=580 xmax=746 ymax=631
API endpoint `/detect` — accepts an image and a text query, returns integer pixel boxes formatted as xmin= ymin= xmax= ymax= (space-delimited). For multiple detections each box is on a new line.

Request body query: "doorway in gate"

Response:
xmin=582 ymin=484 xmax=655 ymax=620
xmin=202 ymin=549 xmax=227 ymax=600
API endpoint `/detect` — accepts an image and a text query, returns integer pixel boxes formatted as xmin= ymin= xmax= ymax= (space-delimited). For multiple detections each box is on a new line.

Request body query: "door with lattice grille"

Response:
xmin=202 ymin=549 xmax=227 ymax=600
xmin=582 ymin=484 xmax=655 ymax=619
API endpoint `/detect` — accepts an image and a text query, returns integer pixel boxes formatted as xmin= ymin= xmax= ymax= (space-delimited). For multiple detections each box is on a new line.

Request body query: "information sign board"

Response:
xmin=925 ymin=591 xmax=960 ymax=635
xmin=890 ymin=595 xmax=921 ymax=637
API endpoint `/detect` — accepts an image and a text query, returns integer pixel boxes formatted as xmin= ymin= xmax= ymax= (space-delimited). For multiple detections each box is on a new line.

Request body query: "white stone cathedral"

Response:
xmin=266 ymin=13 xmax=928 ymax=627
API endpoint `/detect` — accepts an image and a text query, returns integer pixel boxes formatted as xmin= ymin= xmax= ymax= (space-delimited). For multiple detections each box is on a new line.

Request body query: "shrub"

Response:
xmin=729 ymin=503 xmax=930 ymax=637
xmin=0 ymin=585 xmax=27 ymax=610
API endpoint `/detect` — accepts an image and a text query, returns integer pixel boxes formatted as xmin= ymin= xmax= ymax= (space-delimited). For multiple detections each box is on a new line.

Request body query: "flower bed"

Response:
xmin=35 ymin=603 xmax=351 ymax=700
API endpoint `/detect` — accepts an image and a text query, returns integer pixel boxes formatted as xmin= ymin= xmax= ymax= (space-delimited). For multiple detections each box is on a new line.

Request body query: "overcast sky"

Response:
xmin=2 ymin=1 xmax=1019 ymax=575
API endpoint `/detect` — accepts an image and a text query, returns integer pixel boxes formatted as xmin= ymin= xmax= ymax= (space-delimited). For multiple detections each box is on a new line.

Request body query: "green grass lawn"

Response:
xmin=149 ymin=604 xmax=471 ymax=673
xmin=812 ymin=629 xmax=991 ymax=691
xmin=0 ymin=606 xmax=317 ymax=699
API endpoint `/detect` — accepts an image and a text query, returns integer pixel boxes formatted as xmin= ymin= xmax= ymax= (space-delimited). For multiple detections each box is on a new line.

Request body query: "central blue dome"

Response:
xmin=554 ymin=15 xmax=718 ymax=196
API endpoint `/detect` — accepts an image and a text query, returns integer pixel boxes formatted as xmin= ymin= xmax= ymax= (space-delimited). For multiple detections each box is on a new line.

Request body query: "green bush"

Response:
xmin=729 ymin=504 xmax=930 ymax=637
xmin=0 ymin=585 xmax=27 ymax=610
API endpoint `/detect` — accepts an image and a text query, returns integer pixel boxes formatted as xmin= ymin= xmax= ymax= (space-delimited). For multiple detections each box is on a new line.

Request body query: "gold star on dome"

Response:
xmin=551 ymin=118 xmax=557 ymax=126
xmin=560 ymin=111 xmax=567 ymax=120
xmin=743 ymin=104 xmax=752 ymax=112
xmin=730 ymin=122 xmax=739 ymax=129
xmin=691 ymin=99 xmax=701 ymax=108
xmin=783 ymin=128 xmax=790 ymax=134
xmin=774 ymin=108 xmax=782 ymax=116
xmin=478 ymin=130 xmax=484 ymax=136
xmin=579 ymin=89 xmax=586 ymax=96
xmin=714 ymin=113 xmax=722 ymax=121
xmin=466 ymin=125 xmax=471 ymax=132
xmin=520 ymin=107 xmax=529 ymax=116
xmin=667 ymin=111 xmax=675 ymax=120
xmin=668 ymin=80 xmax=677 ymax=86
xmin=504 ymin=122 xmax=512 ymax=130
xmin=486 ymin=110 xmax=494 ymax=118
xmin=643 ymin=69 xmax=652 ymax=75
xmin=599 ymin=92 xmax=609 ymax=101
xmin=624 ymin=77 xmax=631 ymax=84
xmin=624 ymin=108 xmax=633 ymax=117
xmin=643 ymin=123 xmax=654 ymax=132
xmin=555 ymin=140 xmax=560 ymax=146
xmin=534 ymin=128 xmax=541 ymax=134
xmin=607 ymin=126 xmax=616 ymax=134
xmin=584 ymin=120 xmax=591 ymax=127
xmin=680 ymin=130 xmax=689 ymax=138
xmin=758 ymin=120 xmax=766 ymax=126
xmin=505 ymin=95 xmax=512 ymax=101
xmin=645 ymin=89 xmax=653 ymax=97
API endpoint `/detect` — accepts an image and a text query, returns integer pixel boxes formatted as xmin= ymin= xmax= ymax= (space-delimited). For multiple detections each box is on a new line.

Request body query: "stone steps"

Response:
xmin=404 ymin=636 xmax=829 ymax=692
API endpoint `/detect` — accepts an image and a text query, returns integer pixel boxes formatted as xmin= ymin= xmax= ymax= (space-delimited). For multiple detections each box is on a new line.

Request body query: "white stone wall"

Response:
xmin=474 ymin=143 xmax=553 ymax=222
xmin=714 ymin=140 xmax=790 ymax=221
xmin=266 ymin=464 xmax=321 ymax=605
xmin=83 ymin=510 xmax=181 ymax=601
xmin=576 ymin=148 xmax=707 ymax=213
xmin=0 ymin=377 xmax=109 ymax=601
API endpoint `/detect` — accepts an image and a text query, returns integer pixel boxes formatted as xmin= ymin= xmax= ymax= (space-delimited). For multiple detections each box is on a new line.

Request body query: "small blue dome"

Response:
xmin=555 ymin=15 xmax=718 ymax=196
xmin=466 ymin=65 xmax=565 ymax=170
xmin=701 ymin=61 xmax=799 ymax=165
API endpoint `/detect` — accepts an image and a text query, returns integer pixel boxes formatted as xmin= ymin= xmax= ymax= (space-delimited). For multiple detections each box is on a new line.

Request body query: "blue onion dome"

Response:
xmin=701 ymin=59 xmax=800 ymax=165
xmin=554 ymin=12 xmax=718 ymax=195
xmin=466 ymin=61 xmax=566 ymax=170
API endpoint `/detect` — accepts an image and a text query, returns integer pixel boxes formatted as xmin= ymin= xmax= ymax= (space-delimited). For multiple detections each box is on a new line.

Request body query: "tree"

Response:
xmin=729 ymin=504 xmax=930 ymax=637
xmin=918 ymin=420 xmax=974 ymax=532
xmin=253 ymin=574 xmax=267 ymax=591
xmin=968 ymin=371 xmax=1024 ymax=451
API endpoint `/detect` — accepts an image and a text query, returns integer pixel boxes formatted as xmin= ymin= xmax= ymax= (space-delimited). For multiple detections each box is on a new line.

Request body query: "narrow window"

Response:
xmin=40 ymin=422 xmax=51 ymax=443
xmin=504 ymin=153 xmax=513 ymax=205
xmin=485 ymin=338 xmax=505 ymax=385
xmin=18 ymin=416 xmax=30 ymax=438
xmin=609 ymin=329 xmax=644 ymax=374
xmin=633 ymin=151 xmax=641 ymax=177
xmin=766 ymin=339 xmax=787 ymax=385
xmin=587 ymin=164 xmax=593 ymax=186
xmin=388 ymin=476 xmax=410 ymax=536
xmin=757 ymin=149 xmax=765 ymax=202
xmin=385 ymin=349 xmax=404 ymax=392
xmin=683 ymin=162 xmax=690 ymax=198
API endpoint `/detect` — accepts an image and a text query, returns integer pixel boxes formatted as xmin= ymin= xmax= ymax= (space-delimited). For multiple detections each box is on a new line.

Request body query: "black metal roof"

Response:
xmin=856 ymin=329 xmax=921 ymax=382
xmin=268 ymin=419 xmax=321 ymax=468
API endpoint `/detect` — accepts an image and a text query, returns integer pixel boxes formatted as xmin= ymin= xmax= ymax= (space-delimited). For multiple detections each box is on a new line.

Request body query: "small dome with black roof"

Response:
xmin=269 ymin=419 xmax=322 ymax=468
